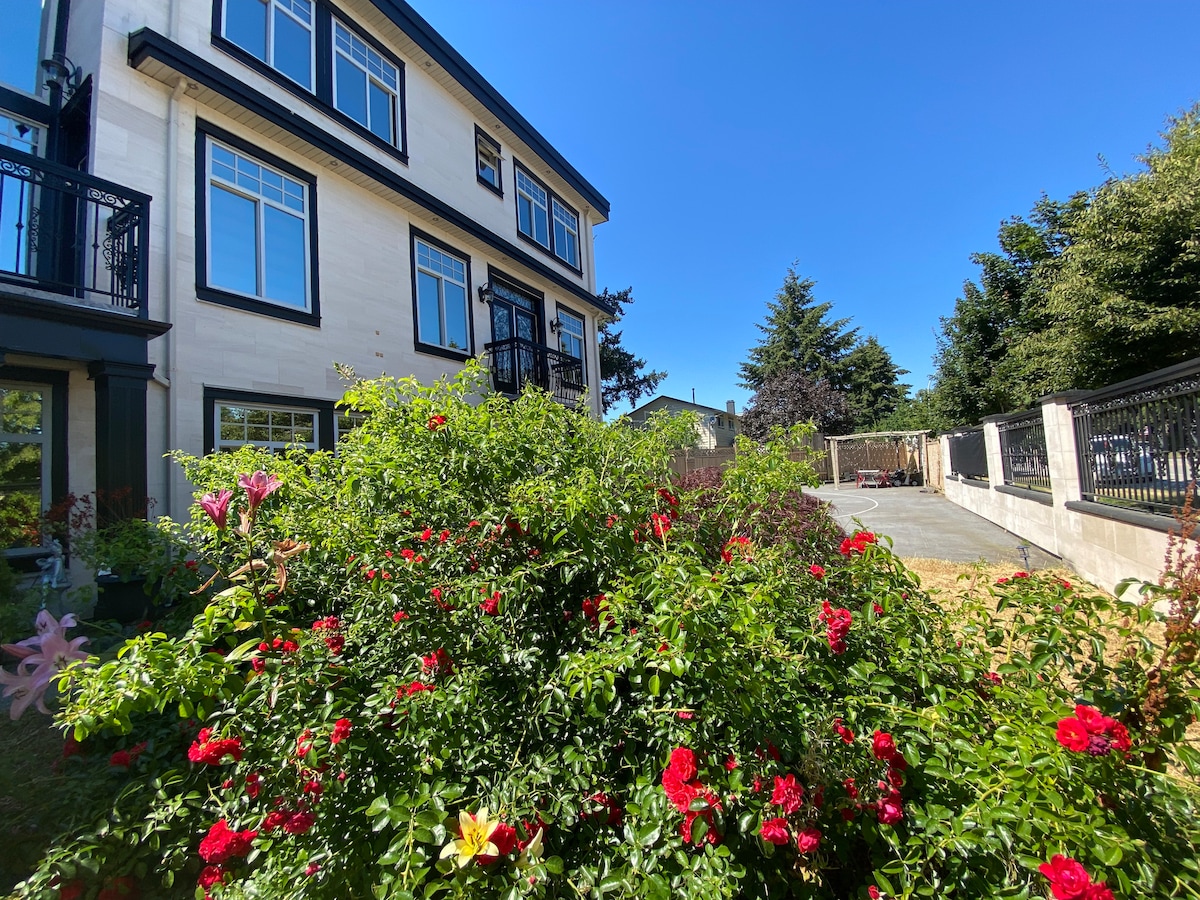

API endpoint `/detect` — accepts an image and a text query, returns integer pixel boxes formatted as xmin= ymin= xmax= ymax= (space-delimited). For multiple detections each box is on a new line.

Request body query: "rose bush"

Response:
xmin=12 ymin=363 xmax=1200 ymax=899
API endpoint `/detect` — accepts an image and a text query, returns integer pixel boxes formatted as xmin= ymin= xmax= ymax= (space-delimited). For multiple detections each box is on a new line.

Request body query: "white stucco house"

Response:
xmin=627 ymin=396 xmax=741 ymax=449
xmin=1 ymin=0 xmax=613 ymax=553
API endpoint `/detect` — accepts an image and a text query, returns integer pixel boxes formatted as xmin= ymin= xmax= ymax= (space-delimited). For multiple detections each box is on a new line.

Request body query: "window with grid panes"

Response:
xmin=333 ymin=21 xmax=399 ymax=145
xmin=216 ymin=403 xmax=318 ymax=452
xmin=414 ymin=239 xmax=469 ymax=352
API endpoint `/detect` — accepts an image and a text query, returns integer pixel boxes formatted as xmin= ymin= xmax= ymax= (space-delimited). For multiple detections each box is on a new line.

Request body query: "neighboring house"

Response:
xmin=1 ymin=0 xmax=613 ymax=566
xmin=627 ymin=396 xmax=740 ymax=449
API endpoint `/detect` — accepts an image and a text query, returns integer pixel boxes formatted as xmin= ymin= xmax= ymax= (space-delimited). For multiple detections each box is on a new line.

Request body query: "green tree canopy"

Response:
xmin=841 ymin=336 xmax=910 ymax=429
xmin=597 ymin=287 xmax=667 ymax=413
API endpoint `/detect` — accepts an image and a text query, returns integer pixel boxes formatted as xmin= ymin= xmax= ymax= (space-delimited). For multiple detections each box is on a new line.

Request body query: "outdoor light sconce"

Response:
xmin=477 ymin=282 xmax=494 ymax=305
xmin=41 ymin=53 xmax=82 ymax=98
xmin=548 ymin=316 xmax=563 ymax=334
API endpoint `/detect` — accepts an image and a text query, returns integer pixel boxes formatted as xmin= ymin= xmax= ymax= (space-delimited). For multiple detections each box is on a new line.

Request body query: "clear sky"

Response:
xmin=4 ymin=1 xmax=1199 ymax=416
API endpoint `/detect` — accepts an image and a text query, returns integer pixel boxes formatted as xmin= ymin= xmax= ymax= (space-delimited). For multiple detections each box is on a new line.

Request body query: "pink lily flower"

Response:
xmin=2 ymin=610 xmax=80 ymax=660
xmin=237 ymin=472 xmax=283 ymax=512
xmin=0 ymin=611 xmax=90 ymax=719
xmin=0 ymin=667 xmax=51 ymax=719
xmin=199 ymin=489 xmax=234 ymax=529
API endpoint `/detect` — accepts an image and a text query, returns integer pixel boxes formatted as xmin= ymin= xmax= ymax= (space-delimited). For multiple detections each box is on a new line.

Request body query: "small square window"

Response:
xmin=476 ymin=127 xmax=502 ymax=195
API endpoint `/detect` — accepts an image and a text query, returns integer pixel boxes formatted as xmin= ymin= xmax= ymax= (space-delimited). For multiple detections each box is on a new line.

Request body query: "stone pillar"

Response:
xmin=1040 ymin=392 xmax=1087 ymax=509
xmin=89 ymin=360 xmax=155 ymax=523
xmin=982 ymin=417 xmax=1004 ymax=488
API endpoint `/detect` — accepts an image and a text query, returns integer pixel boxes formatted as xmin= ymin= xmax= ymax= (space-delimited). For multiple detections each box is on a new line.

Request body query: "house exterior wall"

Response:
xmin=627 ymin=397 xmax=740 ymax=449
xmin=53 ymin=0 xmax=610 ymax=522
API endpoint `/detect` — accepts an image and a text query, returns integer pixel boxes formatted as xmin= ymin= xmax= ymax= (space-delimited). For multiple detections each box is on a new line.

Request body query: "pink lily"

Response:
xmin=199 ymin=489 xmax=234 ymax=529
xmin=0 ymin=611 xmax=90 ymax=719
xmin=0 ymin=667 xmax=51 ymax=719
xmin=2 ymin=610 xmax=80 ymax=660
xmin=237 ymin=472 xmax=283 ymax=512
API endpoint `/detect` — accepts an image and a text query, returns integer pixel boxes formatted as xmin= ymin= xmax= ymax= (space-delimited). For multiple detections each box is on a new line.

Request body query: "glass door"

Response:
xmin=489 ymin=281 xmax=542 ymax=394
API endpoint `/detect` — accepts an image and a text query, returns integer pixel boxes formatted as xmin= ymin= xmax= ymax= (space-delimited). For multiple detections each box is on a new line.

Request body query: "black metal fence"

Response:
xmin=484 ymin=336 xmax=585 ymax=406
xmin=1071 ymin=358 xmax=1200 ymax=516
xmin=0 ymin=144 xmax=150 ymax=315
xmin=948 ymin=428 xmax=988 ymax=480
xmin=998 ymin=411 xmax=1051 ymax=491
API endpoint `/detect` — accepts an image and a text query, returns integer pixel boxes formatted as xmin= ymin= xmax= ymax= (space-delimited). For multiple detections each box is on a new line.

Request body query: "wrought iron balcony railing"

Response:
xmin=484 ymin=335 xmax=585 ymax=405
xmin=0 ymin=144 xmax=150 ymax=316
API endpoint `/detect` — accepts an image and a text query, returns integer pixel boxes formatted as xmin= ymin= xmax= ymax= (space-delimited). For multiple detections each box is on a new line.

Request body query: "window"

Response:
xmin=556 ymin=307 xmax=586 ymax=387
xmin=223 ymin=0 xmax=314 ymax=89
xmin=0 ymin=382 xmax=49 ymax=553
xmin=335 ymin=410 xmax=366 ymax=442
xmin=552 ymin=199 xmax=579 ymax=268
xmin=476 ymin=127 xmax=502 ymax=194
xmin=516 ymin=167 xmax=549 ymax=249
xmin=216 ymin=402 xmax=318 ymax=452
xmin=412 ymin=234 xmax=471 ymax=355
xmin=0 ymin=113 xmax=40 ymax=154
xmin=200 ymin=127 xmax=318 ymax=323
xmin=515 ymin=162 xmax=582 ymax=272
xmin=333 ymin=21 xmax=399 ymax=145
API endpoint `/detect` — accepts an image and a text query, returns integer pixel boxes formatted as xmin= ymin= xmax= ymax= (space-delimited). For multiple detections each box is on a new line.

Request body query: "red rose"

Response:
xmin=876 ymin=789 xmax=903 ymax=825
xmin=199 ymin=819 xmax=257 ymax=863
xmin=481 ymin=821 xmax=518 ymax=863
xmin=1038 ymin=854 xmax=1092 ymax=900
xmin=393 ymin=610 xmax=409 ymax=622
xmin=1085 ymin=883 xmax=1115 ymax=900
xmin=809 ymin=564 xmax=825 ymax=579
xmin=868 ymin=888 xmax=882 ymax=900
xmin=330 ymin=718 xmax=352 ymax=745
xmin=1108 ymin=721 xmax=1132 ymax=752
xmin=284 ymin=810 xmax=316 ymax=834
xmin=197 ymin=865 xmax=226 ymax=889
xmin=871 ymin=730 xmax=899 ymax=764
xmin=427 ymin=415 xmax=446 ymax=431
xmin=796 ymin=826 xmax=821 ymax=853
xmin=57 ymin=881 xmax=86 ymax=900
xmin=833 ymin=718 xmax=855 ymax=744
xmin=109 ymin=750 xmax=132 ymax=768
xmin=759 ymin=817 xmax=789 ymax=845
xmin=1074 ymin=705 xmax=1108 ymax=735
xmin=770 ymin=774 xmax=805 ymax=814
xmin=1056 ymin=717 xmax=1090 ymax=753
xmin=305 ymin=863 xmax=321 ymax=876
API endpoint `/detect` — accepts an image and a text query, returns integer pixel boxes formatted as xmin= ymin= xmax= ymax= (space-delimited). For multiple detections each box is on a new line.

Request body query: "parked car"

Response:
xmin=1090 ymin=434 xmax=1155 ymax=484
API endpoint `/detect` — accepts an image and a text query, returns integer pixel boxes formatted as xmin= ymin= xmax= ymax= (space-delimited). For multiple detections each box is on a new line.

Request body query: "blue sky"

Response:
xmin=5 ymin=1 xmax=1199 ymax=415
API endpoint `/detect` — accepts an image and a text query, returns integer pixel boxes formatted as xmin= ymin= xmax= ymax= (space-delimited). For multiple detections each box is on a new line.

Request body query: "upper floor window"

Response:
xmin=413 ymin=235 xmax=471 ymax=355
xmin=476 ymin=127 xmax=502 ymax=195
xmin=515 ymin=163 xmax=582 ymax=272
xmin=200 ymin=129 xmax=317 ymax=324
xmin=552 ymin=199 xmax=579 ymax=268
xmin=556 ymin=307 xmax=586 ymax=384
xmin=334 ymin=21 xmax=399 ymax=146
xmin=0 ymin=113 xmax=40 ymax=155
xmin=223 ymin=0 xmax=314 ymax=89
xmin=516 ymin=167 xmax=549 ymax=249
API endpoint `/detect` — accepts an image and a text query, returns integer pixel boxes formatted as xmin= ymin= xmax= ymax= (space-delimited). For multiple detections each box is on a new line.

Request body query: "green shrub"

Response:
xmin=13 ymin=364 xmax=1200 ymax=899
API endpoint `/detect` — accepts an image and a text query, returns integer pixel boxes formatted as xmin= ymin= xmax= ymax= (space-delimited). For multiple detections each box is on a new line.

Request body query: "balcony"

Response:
xmin=0 ymin=144 xmax=150 ymax=317
xmin=484 ymin=336 xmax=585 ymax=405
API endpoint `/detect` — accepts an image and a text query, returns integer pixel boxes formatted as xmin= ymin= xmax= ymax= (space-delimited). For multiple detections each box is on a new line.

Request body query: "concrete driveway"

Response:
xmin=807 ymin=484 xmax=1062 ymax=569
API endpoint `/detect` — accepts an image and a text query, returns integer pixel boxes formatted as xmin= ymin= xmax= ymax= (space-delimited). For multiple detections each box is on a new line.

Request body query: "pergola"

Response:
xmin=826 ymin=430 xmax=931 ymax=489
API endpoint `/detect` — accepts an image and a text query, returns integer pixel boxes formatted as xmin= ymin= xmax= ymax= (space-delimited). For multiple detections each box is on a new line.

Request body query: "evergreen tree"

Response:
xmin=842 ymin=336 xmax=910 ymax=428
xmin=737 ymin=268 xmax=859 ymax=392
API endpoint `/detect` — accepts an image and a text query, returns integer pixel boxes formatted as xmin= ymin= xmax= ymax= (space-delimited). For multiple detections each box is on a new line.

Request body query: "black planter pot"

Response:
xmin=93 ymin=575 xmax=149 ymax=624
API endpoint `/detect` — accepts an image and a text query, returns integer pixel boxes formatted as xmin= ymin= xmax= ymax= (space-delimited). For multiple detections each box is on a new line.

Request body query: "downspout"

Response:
xmin=156 ymin=75 xmax=188 ymax=516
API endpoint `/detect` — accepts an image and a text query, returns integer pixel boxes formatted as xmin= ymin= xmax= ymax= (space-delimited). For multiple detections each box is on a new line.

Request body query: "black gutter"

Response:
xmin=127 ymin=28 xmax=615 ymax=317
xmin=369 ymin=0 xmax=609 ymax=220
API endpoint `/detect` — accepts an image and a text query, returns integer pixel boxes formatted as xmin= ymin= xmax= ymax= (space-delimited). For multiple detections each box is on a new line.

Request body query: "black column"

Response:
xmin=88 ymin=360 xmax=155 ymax=524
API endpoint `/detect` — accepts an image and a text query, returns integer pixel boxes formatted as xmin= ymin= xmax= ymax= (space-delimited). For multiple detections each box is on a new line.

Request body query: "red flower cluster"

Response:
xmin=581 ymin=791 xmax=624 ymax=826
xmin=258 ymin=636 xmax=299 ymax=654
xmin=421 ymin=647 xmax=454 ymax=678
xmin=427 ymin=414 xmax=446 ymax=431
xmin=399 ymin=679 xmax=434 ymax=697
xmin=1055 ymin=705 xmax=1131 ymax=757
xmin=392 ymin=610 xmax=409 ymax=622
xmin=312 ymin=616 xmax=344 ymax=654
xmin=661 ymin=747 xmax=722 ymax=845
xmin=581 ymin=594 xmax=614 ymax=629
xmin=809 ymin=564 xmax=825 ymax=579
xmin=649 ymin=512 xmax=672 ymax=539
xmin=833 ymin=718 xmax=855 ymax=744
xmin=759 ymin=816 xmax=789 ymax=845
xmin=721 ymin=536 xmax=752 ymax=564
xmin=819 ymin=601 xmax=852 ymax=654
xmin=108 ymin=741 xmax=147 ymax=769
xmin=262 ymin=807 xmax=316 ymax=835
xmin=870 ymin=731 xmax=907 ymax=825
xmin=198 ymin=864 xmax=227 ymax=897
xmin=198 ymin=819 xmax=257 ymax=863
xmin=796 ymin=826 xmax=822 ymax=853
xmin=330 ymin=717 xmax=352 ymax=745
xmin=479 ymin=589 xmax=501 ymax=616
xmin=770 ymin=773 xmax=805 ymax=814
xmin=839 ymin=530 xmax=876 ymax=556
xmin=1039 ymin=855 xmax=1115 ymax=900
xmin=188 ymin=728 xmax=243 ymax=766
xmin=996 ymin=570 xmax=1031 ymax=585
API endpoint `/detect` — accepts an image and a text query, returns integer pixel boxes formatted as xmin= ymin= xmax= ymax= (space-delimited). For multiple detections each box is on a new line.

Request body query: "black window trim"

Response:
xmin=0 ymin=366 xmax=68 ymax=569
xmin=513 ymin=158 xmax=583 ymax=276
xmin=409 ymin=226 xmax=476 ymax=362
xmin=195 ymin=119 xmax=322 ymax=328
xmin=211 ymin=0 xmax=409 ymax=165
xmin=128 ymin=29 xmax=616 ymax=317
xmin=487 ymin=264 xmax=547 ymax=343
xmin=475 ymin=124 xmax=503 ymax=197
xmin=554 ymin=300 xmax=587 ymax=387
xmin=203 ymin=386 xmax=337 ymax=455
